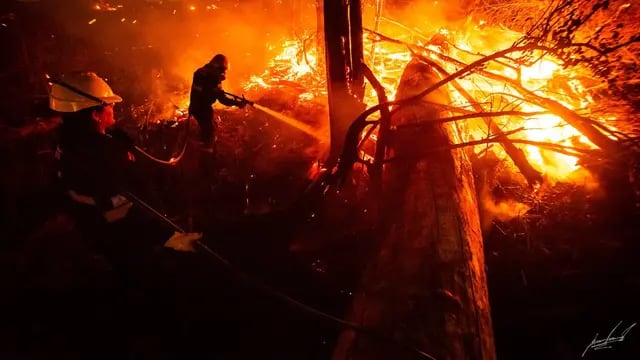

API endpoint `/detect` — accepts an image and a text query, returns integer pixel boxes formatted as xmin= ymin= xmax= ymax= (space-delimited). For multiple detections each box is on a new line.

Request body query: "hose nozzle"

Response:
xmin=223 ymin=91 xmax=254 ymax=107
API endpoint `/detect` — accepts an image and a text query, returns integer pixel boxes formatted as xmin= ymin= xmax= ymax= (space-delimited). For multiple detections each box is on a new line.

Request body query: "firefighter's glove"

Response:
xmin=238 ymin=96 xmax=253 ymax=109
xmin=164 ymin=231 xmax=203 ymax=252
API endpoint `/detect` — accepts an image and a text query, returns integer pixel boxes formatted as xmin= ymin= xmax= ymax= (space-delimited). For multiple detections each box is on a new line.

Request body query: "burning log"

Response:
xmin=332 ymin=59 xmax=495 ymax=360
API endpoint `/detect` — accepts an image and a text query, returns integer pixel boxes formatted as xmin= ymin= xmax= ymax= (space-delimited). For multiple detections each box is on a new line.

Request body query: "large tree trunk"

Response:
xmin=332 ymin=59 xmax=496 ymax=360
xmin=323 ymin=0 xmax=366 ymax=168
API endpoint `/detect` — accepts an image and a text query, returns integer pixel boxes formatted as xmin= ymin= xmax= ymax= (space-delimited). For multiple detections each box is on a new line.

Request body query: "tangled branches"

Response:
xmin=513 ymin=0 xmax=640 ymax=110
xmin=337 ymin=0 xmax=640 ymax=187
xmin=472 ymin=0 xmax=552 ymax=32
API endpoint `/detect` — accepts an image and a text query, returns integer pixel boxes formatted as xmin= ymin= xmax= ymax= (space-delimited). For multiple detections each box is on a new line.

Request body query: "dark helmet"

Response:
xmin=209 ymin=54 xmax=229 ymax=71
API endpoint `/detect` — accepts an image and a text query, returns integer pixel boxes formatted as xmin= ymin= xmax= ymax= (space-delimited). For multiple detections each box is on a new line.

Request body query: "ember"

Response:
xmin=92 ymin=1 xmax=121 ymax=12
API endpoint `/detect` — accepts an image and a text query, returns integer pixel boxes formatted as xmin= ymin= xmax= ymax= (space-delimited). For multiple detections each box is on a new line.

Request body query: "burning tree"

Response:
xmin=246 ymin=0 xmax=638 ymax=184
xmin=32 ymin=0 xmax=636 ymax=357
xmin=239 ymin=0 xmax=640 ymax=359
xmin=44 ymin=6 xmax=638 ymax=357
xmin=2 ymin=0 xmax=640 ymax=358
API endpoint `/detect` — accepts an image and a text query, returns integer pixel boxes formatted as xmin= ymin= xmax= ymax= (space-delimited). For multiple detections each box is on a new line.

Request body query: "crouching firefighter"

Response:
xmin=49 ymin=71 xmax=201 ymax=271
xmin=189 ymin=53 xmax=250 ymax=155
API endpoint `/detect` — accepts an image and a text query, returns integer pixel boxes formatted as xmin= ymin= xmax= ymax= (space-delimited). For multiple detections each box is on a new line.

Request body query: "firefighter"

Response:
xmin=50 ymin=71 xmax=200 ymax=263
xmin=188 ymin=53 xmax=249 ymax=154
xmin=47 ymin=72 xmax=206 ymax=357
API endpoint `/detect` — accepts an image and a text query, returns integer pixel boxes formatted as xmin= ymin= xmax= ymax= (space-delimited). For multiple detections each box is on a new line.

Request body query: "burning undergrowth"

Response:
xmin=118 ymin=1 xmax=640 ymax=235
xmin=9 ymin=0 xmax=638 ymax=241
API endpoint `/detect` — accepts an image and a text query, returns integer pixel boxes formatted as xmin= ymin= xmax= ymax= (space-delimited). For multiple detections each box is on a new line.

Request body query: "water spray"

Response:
xmin=224 ymin=91 xmax=324 ymax=141
xmin=252 ymin=104 xmax=324 ymax=141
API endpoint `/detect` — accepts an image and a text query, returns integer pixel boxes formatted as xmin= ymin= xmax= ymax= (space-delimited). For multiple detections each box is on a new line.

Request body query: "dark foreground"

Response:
xmin=1 ymin=111 xmax=640 ymax=360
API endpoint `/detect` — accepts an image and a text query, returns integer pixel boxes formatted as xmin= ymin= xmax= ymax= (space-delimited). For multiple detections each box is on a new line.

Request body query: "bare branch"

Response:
xmin=385 ymin=136 xmax=599 ymax=163
xmin=394 ymin=110 xmax=551 ymax=128
xmin=361 ymin=28 xmax=624 ymax=154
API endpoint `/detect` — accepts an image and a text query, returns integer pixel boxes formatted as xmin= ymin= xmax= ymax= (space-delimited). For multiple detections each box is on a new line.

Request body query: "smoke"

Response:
xmin=472 ymin=153 xmax=530 ymax=230
xmin=376 ymin=0 xmax=474 ymax=32
xmin=478 ymin=189 xmax=531 ymax=231
xmin=38 ymin=0 xmax=318 ymax=103
xmin=34 ymin=0 xmax=475 ymax=107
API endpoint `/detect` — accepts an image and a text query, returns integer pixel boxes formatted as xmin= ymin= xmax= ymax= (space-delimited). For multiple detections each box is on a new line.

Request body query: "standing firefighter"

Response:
xmin=189 ymin=53 xmax=248 ymax=154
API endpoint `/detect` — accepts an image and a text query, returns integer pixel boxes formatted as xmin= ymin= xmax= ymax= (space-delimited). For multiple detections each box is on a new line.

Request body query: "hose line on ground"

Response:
xmin=133 ymin=112 xmax=191 ymax=166
xmin=123 ymin=190 xmax=437 ymax=359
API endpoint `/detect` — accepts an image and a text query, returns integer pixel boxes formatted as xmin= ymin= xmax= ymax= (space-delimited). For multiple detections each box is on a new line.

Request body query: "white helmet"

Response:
xmin=49 ymin=71 xmax=123 ymax=112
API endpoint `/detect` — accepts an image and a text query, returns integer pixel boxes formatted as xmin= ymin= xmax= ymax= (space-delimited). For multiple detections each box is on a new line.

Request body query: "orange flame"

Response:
xmin=243 ymin=20 xmax=616 ymax=184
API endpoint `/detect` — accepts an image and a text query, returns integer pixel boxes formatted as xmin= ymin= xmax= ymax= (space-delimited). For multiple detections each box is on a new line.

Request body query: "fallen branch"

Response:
xmin=414 ymin=51 xmax=544 ymax=185
xmin=373 ymin=30 xmax=625 ymax=153
xmin=425 ymin=46 xmax=624 ymax=148
xmin=364 ymin=28 xmax=626 ymax=149
xmin=385 ymin=134 xmax=601 ymax=163
xmin=394 ymin=110 xmax=551 ymax=127
xmin=361 ymin=62 xmax=391 ymax=184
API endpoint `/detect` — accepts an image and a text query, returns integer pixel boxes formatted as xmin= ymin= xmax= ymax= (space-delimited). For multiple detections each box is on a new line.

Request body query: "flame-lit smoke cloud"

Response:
xmin=43 ymin=0 xmax=317 ymax=101
xmin=479 ymin=192 xmax=531 ymax=231
xmin=40 ymin=0 xmax=472 ymax=98
xmin=376 ymin=0 xmax=474 ymax=30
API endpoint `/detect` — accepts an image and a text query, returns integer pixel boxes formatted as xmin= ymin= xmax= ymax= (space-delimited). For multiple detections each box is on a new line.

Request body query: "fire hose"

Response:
xmin=52 ymin=75 xmax=429 ymax=357
xmin=50 ymin=78 xmax=190 ymax=166
xmin=223 ymin=91 xmax=255 ymax=107
xmin=122 ymin=190 xmax=437 ymax=360
xmin=133 ymin=107 xmax=191 ymax=166
xmin=135 ymin=91 xmax=253 ymax=166
xmin=52 ymin=82 xmax=407 ymax=356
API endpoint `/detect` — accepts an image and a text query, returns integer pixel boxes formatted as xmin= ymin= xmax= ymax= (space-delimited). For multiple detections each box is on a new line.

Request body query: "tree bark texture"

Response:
xmin=332 ymin=59 xmax=496 ymax=360
xmin=323 ymin=0 xmax=366 ymax=168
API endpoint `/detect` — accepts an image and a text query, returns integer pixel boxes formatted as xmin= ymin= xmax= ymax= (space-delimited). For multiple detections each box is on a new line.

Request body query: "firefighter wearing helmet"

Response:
xmin=50 ymin=71 xmax=200 ymax=262
xmin=188 ymin=53 xmax=248 ymax=154
xmin=50 ymin=71 xmax=135 ymax=218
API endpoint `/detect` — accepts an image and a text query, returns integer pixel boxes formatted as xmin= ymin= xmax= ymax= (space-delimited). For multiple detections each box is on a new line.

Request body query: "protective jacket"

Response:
xmin=188 ymin=64 xmax=244 ymax=147
xmin=188 ymin=65 xmax=241 ymax=115
xmin=55 ymin=123 xmax=138 ymax=222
